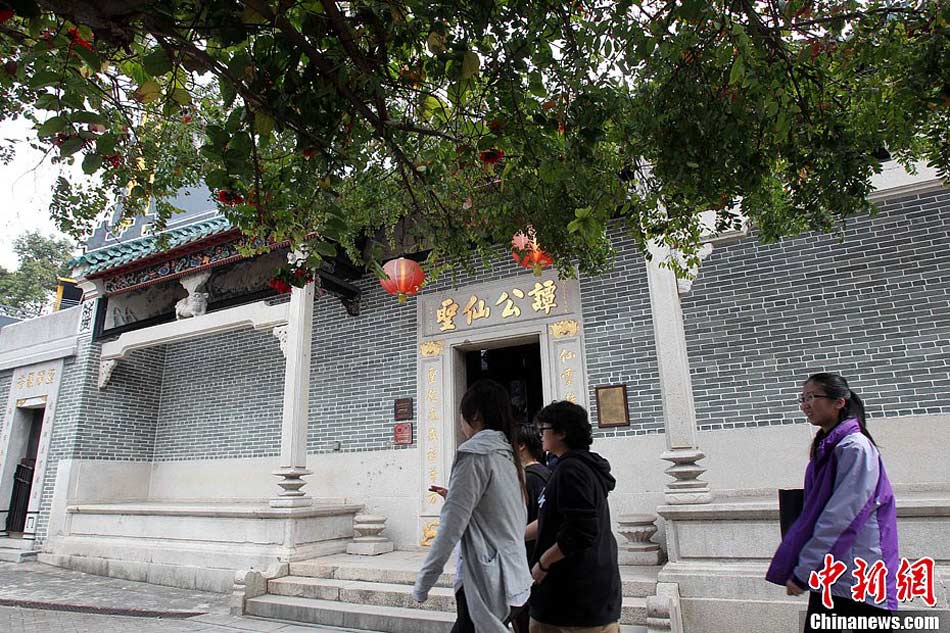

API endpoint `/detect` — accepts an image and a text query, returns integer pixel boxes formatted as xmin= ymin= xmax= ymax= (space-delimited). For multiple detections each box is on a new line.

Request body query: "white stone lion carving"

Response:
xmin=175 ymin=292 xmax=208 ymax=319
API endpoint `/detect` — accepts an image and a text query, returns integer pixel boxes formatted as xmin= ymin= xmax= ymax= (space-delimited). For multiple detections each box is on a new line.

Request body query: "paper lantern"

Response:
xmin=380 ymin=257 xmax=425 ymax=304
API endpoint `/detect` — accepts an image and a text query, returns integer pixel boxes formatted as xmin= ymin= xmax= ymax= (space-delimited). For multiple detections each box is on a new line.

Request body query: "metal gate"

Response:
xmin=5 ymin=462 xmax=33 ymax=533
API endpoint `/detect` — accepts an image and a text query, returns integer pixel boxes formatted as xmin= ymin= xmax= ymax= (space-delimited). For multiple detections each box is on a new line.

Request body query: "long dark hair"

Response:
xmin=806 ymin=372 xmax=876 ymax=459
xmin=460 ymin=379 xmax=526 ymax=500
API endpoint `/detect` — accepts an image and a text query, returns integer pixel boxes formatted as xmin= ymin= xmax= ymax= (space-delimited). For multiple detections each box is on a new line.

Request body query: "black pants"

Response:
xmin=451 ymin=587 xmax=527 ymax=633
xmin=804 ymin=590 xmax=893 ymax=632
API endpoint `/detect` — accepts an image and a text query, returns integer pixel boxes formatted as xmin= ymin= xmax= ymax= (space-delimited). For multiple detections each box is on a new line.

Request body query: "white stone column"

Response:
xmin=271 ymin=279 xmax=316 ymax=507
xmin=645 ymin=243 xmax=712 ymax=505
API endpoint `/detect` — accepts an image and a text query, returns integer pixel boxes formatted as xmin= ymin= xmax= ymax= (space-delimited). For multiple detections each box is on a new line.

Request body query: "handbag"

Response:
xmin=778 ymin=488 xmax=805 ymax=538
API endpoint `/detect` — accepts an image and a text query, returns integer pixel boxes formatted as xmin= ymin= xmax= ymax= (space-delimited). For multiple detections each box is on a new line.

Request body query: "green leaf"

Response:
xmin=312 ymin=240 xmax=337 ymax=257
xmin=205 ymin=169 xmax=230 ymax=189
xmin=171 ymin=87 xmax=192 ymax=105
xmin=96 ymin=134 xmax=117 ymax=155
xmin=143 ymin=48 xmax=173 ymax=77
xmin=82 ymin=152 xmax=103 ymax=174
xmin=461 ymin=51 xmax=480 ymax=79
xmin=220 ymin=79 xmax=237 ymax=108
xmin=59 ymin=137 xmax=85 ymax=157
xmin=255 ymin=111 xmax=275 ymax=135
xmin=73 ymin=44 xmax=101 ymax=70
xmin=131 ymin=80 xmax=161 ymax=103
xmin=28 ymin=70 xmax=60 ymax=89
xmin=37 ymin=116 xmax=67 ymax=137
xmin=72 ymin=111 xmax=107 ymax=124
xmin=35 ymin=93 xmax=59 ymax=110
xmin=729 ymin=58 xmax=745 ymax=85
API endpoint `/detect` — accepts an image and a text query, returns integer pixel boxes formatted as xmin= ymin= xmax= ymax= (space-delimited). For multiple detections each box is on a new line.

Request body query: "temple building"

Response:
xmin=0 ymin=167 xmax=947 ymax=632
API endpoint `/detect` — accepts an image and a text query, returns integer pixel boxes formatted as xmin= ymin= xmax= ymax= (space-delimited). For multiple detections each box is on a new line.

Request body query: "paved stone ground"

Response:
xmin=0 ymin=607 xmax=376 ymax=632
xmin=0 ymin=562 xmax=376 ymax=633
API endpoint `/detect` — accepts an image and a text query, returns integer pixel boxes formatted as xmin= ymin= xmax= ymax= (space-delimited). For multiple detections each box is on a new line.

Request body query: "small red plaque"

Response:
xmin=394 ymin=422 xmax=413 ymax=445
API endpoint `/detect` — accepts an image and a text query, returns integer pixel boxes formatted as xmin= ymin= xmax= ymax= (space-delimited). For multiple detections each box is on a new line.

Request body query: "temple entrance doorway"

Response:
xmin=4 ymin=406 xmax=43 ymax=535
xmin=458 ymin=337 xmax=544 ymax=445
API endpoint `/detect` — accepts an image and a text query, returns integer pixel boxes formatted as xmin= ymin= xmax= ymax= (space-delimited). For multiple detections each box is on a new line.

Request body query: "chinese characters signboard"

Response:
xmin=420 ymin=271 xmax=578 ymax=337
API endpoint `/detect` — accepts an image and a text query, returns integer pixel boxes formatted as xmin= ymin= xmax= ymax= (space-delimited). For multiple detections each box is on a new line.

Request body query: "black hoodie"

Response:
xmin=529 ymin=448 xmax=622 ymax=627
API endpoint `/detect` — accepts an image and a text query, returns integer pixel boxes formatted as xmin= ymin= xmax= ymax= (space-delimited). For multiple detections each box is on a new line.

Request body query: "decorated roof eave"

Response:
xmin=70 ymin=215 xmax=235 ymax=277
xmin=85 ymin=227 xmax=245 ymax=282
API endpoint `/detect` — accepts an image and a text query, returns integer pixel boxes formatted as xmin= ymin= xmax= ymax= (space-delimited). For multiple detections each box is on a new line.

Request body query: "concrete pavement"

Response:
xmin=0 ymin=561 xmax=377 ymax=633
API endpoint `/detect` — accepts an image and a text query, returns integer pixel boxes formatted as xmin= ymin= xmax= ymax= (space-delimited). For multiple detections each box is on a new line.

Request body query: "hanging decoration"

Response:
xmin=512 ymin=228 xmax=553 ymax=276
xmin=380 ymin=257 xmax=425 ymax=304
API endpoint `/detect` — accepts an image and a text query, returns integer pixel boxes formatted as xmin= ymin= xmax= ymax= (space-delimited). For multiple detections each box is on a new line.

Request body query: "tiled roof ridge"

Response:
xmin=70 ymin=216 xmax=234 ymax=275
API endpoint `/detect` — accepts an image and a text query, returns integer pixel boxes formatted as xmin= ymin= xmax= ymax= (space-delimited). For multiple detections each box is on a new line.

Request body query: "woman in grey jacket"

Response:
xmin=412 ymin=379 xmax=534 ymax=633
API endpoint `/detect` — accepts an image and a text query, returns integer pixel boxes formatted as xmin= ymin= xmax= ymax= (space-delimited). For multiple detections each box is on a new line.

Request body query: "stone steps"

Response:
xmin=263 ymin=575 xmax=647 ymax=625
xmin=0 ymin=537 xmax=39 ymax=562
xmin=248 ymin=552 xmax=656 ymax=632
xmin=246 ymin=594 xmax=649 ymax=633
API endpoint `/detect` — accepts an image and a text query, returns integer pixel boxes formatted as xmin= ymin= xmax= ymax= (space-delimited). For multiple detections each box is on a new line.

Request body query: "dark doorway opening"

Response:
xmin=5 ymin=408 xmax=43 ymax=535
xmin=464 ymin=342 xmax=543 ymax=427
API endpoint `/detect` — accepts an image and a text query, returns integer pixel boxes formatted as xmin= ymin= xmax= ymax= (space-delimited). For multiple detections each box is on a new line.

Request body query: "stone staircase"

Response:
xmin=245 ymin=551 xmax=657 ymax=633
xmin=0 ymin=536 xmax=39 ymax=563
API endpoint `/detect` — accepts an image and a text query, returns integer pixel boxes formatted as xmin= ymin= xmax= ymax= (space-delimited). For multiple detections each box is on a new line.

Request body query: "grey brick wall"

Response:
xmin=308 ymin=245 xmax=529 ymax=453
xmin=308 ymin=276 xmax=418 ymax=452
xmin=579 ymin=227 xmax=664 ymax=437
xmin=154 ymin=328 xmax=284 ymax=460
xmin=34 ymin=334 xmax=165 ymax=542
xmin=682 ymin=188 xmax=950 ymax=431
xmin=0 ymin=370 xmax=10 ymax=416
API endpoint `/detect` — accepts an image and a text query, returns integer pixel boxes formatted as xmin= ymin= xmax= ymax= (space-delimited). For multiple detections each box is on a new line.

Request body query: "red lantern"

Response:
xmin=380 ymin=257 xmax=425 ymax=304
xmin=512 ymin=228 xmax=553 ymax=276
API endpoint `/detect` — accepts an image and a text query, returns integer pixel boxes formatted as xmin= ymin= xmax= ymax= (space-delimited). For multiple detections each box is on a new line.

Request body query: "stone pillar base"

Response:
xmin=346 ymin=514 xmax=394 ymax=556
xmin=346 ymin=539 xmax=395 ymax=556
xmin=617 ymin=513 xmax=666 ymax=566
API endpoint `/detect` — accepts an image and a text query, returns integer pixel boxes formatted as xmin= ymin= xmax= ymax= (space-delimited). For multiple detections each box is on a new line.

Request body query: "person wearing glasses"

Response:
xmin=525 ymin=401 xmax=622 ymax=633
xmin=412 ymin=379 xmax=533 ymax=633
xmin=766 ymin=373 xmax=899 ymax=631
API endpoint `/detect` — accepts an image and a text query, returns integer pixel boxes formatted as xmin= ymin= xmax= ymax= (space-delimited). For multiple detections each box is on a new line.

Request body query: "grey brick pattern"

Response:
xmin=306 ymin=245 xmax=527 ymax=453
xmin=34 ymin=334 xmax=165 ymax=543
xmin=682 ymin=188 xmax=950 ymax=430
xmin=0 ymin=370 xmax=10 ymax=418
xmin=579 ymin=227 xmax=664 ymax=437
xmin=154 ymin=328 xmax=284 ymax=460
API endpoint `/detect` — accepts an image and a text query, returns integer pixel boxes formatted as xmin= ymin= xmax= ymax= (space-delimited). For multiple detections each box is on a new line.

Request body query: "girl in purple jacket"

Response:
xmin=767 ymin=373 xmax=899 ymax=631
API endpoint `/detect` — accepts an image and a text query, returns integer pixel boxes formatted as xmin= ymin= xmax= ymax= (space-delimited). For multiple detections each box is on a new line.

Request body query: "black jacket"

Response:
xmin=524 ymin=462 xmax=551 ymax=559
xmin=529 ymin=449 xmax=621 ymax=627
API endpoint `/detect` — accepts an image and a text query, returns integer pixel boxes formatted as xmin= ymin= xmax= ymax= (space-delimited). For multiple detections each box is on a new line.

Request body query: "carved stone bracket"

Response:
xmin=272 ymin=326 xmax=288 ymax=358
xmin=661 ymin=449 xmax=712 ymax=505
xmin=420 ymin=340 xmax=444 ymax=357
xmin=647 ymin=582 xmax=684 ymax=633
xmin=674 ymin=243 xmax=714 ymax=295
xmin=346 ymin=514 xmax=395 ymax=556
xmin=549 ymin=319 xmax=579 ymax=339
xmin=617 ymin=514 xmax=666 ymax=565
xmin=98 ymin=359 xmax=117 ymax=390
xmin=175 ymin=270 xmax=213 ymax=320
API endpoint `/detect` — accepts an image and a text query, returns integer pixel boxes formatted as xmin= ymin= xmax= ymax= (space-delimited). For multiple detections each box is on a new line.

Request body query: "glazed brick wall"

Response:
xmin=33 ymin=335 xmax=165 ymax=542
xmin=0 ymin=370 xmax=10 ymax=415
xmin=681 ymin=188 xmax=950 ymax=430
xmin=153 ymin=327 xmax=284 ymax=460
xmin=307 ymin=245 xmax=526 ymax=453
xmin=579 ymin=227 xmax=664 ymax=437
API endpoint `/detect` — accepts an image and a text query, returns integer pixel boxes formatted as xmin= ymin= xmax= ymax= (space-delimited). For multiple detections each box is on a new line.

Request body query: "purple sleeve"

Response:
xmin=792 ymin=437 xmax=879 ymax=585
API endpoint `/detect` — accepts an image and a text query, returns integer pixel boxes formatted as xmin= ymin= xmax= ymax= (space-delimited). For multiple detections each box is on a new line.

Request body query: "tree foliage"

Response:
xmin=0 ymin=0 xmax=948 ymax=278
xmin=0 ymin=231 xmax=75 ymax=316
